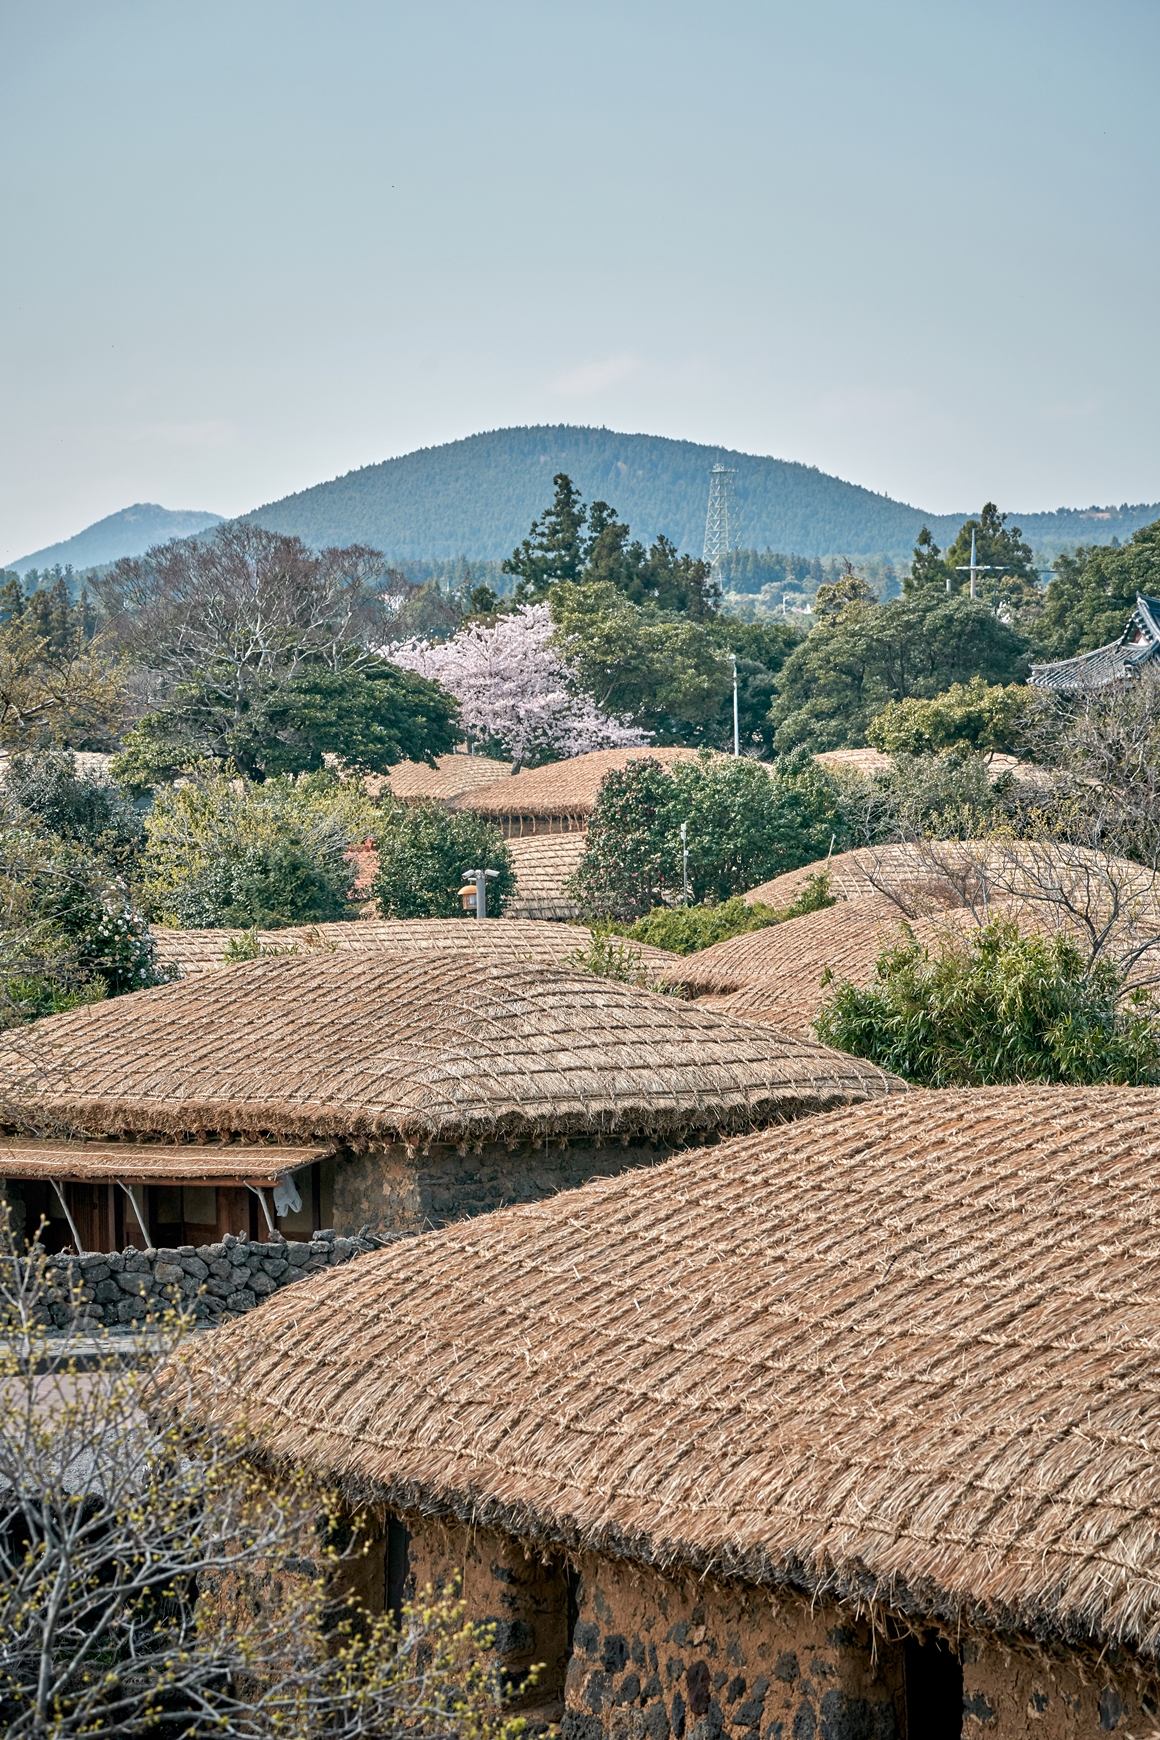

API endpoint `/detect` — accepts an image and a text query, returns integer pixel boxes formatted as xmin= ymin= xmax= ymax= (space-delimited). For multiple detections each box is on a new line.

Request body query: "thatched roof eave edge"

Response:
xmin=274 ymin=1457 xmax=1158 ymax=1671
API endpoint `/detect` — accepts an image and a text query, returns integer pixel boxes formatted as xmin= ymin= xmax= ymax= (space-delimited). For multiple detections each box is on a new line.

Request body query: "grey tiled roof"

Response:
xmin=1030 ymin=595 xmax=1160 ymax=691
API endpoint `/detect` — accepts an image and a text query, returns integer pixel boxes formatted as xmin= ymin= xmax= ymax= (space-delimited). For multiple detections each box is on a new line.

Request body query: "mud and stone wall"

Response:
xmin=332 ymin=1137 xmax=678 ymax=1238
xmin=363 ymin=1513 xmax=1159 ymax=1740
xmin=34 ymin=1227 xmax=376 ymax=1329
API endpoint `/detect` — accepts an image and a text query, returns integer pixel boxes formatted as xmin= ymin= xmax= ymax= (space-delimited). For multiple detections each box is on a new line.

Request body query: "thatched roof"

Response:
xmin=451 ymin=748 xmax=702 ymax=820
xmin=172 ymin=1084 xmax=1160 ymax=1660
xmin=505 ymin=833 xmax=587 ymax=920
xmin=813 ymin=747 xmax=894 ymax=777
xmin=681 ymin=897 xmax=938 ymax=1034
xmin=0 ymin=1138 xmax=319 ymax=1185
xmin=745 ymin=840 xmax=1160 ymax=925
xmin=151 ymin=917 xmax=676 ymax=985
xmin=367 ymin=753 xmax=511 ymax=805
xmin=4 ymin=955 xmax=901 ymax=1146
xmin=744 ymin=844 xmax=958 ymax=910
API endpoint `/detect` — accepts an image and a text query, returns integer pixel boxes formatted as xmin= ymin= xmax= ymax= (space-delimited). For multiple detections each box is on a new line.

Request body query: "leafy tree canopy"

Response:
xmin=567 ymin=750 xmax=844 ymax=923
xmin=97 ymin=523 xmax=459 ymax=785
xmin=815 ymin=919 xmax=1160 ymax=1086
xmin=767 ymin=589 xmax=1030 ymax=753
xmin=113 ymin=655 xmax=459 ymax=788
xmin=0 ymin=574 xmax=126 ymax=751
xmin=370 ymin=800 xmax=515 ymax=919
xmin=867 ymin=678 xmax=1035 ymax=757
xmin=549 ymin=581 xmax=732 ymax=742
xmin=1032 ymin=517 xmax=1160 ymax=661
xmin=140 ymin=766 xmax=378 ymax=928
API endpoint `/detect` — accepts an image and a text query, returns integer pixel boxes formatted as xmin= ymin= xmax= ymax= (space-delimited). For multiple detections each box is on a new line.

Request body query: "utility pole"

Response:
xmin=463 ymin=867 xmax=499 ymax=919
xmin=955 ymin=528 xmax=995 ymax=600
xmin=703 ymin=463 xmax=736 ymax=591
xmin=680 ymin=822 xmax=689 ymax=906
xmin=731 ymin=653 xmax=740 ymax=756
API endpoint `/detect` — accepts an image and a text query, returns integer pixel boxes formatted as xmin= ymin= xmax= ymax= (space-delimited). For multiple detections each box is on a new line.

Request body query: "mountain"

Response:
xmin=10 ymin=503 xmax=224 ymax=576
xmin=242 ymin=426 xmax=1159 ymax=563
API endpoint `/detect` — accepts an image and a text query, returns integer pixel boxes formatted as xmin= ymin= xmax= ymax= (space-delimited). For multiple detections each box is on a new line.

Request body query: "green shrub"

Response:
xmin=141 ymin=766 xmax=377 ymax=928
xmin=814 ymin=918 xmax=1160 ymax=1086
xmin=568 ymin=750 xmax=844 ymax=924
xmin=5 ymin=751 xmax=143 ymax=860
xmin=370 ymin=801 xmax=515 ymax=919
xmin=620 ymin=874 xmax=836 ymax=954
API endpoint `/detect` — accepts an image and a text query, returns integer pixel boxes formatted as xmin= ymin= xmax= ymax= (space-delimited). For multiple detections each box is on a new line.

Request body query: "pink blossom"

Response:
xmin=384 ymin=603 xmax=648 ymax=770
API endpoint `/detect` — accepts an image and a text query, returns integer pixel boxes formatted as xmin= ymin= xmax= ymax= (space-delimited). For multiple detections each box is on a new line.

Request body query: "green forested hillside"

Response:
xmin=242 ymin=426 xmax=1159 ymax=563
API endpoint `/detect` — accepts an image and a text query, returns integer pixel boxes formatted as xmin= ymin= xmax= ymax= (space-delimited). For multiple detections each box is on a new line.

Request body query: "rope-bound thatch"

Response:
xmin=1 ymin=955 xmax=901 ymax=1146
xmin=367 ymin=753 xmax=512 ymax=805
xmin=682 ymin=897 xmax=946 ymax=1034
xmin=0 ymin=1138 xmax=321 ymax=1183
xmin=167 ymin=1084 xmax=1160 ymax=1660
xmin=745 ymin=838 xmax=1160 ymax=923
xmin=151 ymin=917 xmax=679 ymax=984
xmin=505 ymin=833 xmax=587 ymax=920
xmin=451 ymin=748 xmax=704 ymax=820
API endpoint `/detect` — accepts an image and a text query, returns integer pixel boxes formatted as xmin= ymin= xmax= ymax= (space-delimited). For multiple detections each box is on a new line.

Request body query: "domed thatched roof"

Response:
xmin=4 ymin=954 xmax=901 ymax=1147
xmin=451 ymin=747 xmax=702 ymax=821
xmin=151 ymin=916 xmax=678 ymax=985
xmin=171 ymin=1084 xmax=1160 ymax=1661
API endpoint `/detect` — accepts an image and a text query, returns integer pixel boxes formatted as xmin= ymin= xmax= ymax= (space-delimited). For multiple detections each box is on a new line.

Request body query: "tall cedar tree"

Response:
xmin=503 ymin=474 xmax=719 ymax=618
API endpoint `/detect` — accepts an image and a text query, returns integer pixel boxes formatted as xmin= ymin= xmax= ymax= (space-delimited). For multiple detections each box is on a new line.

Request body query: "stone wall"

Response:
xmin=363 ymin=1512 xmax=1159 ymax=1740
xmin=333 ymin=1138 xmax=678 ymax=1238
xmin=33 ymin=1227 xmax=377 ymax=1330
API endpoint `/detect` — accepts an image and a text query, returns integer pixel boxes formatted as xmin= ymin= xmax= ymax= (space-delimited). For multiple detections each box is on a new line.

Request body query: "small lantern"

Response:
xmin=457 ymin=883 xmax=478 ymax=913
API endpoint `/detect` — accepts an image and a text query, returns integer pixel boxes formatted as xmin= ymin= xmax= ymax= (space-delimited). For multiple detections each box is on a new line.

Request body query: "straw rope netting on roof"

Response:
xmin=745 ymin=839 xmax=1160 ymax=926
xmin=451 ymin=747 xmax=704 ymax=819
xmin=692 ymin=894 xmax=1160 ymax=1038
xmin=150 ymin=917 xmax=678 ymax=985
xmin=2 ymin=955 xmax=901 ymax=1146
xmin=505 ymin=833 xmax=587 ymax=920
xmin=168 ymin=1084 xmax=1160 ymax=1659
xmin=366 ymin=753 xmax=512 ymax=805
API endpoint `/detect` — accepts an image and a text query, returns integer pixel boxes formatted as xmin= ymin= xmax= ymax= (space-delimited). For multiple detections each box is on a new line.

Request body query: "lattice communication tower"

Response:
xmin=703 ymin=463 xmax=736 ymax=580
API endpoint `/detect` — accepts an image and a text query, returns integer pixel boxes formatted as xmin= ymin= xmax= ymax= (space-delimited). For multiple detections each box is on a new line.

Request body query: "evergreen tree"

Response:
xmin=502 ymin=473 xmax=588 ymax=600
xmin=905 ymin=526 xmax=951 ymax=594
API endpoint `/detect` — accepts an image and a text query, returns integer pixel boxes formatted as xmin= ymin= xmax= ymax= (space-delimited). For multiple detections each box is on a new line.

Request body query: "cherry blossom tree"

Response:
xmin=385 ymin=603 xmax=648 ymax=771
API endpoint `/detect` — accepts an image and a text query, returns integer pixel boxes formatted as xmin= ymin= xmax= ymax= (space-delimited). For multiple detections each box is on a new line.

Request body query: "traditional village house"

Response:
xmin=176 ymin=1085 xmax=1160 ymax=1739
xmin=0 ymin=952 xmax=899 ymax=1257
xmin=447 ymin=747 xmax=703 ymax=838
xmin=1030 ymin=593 xmax=1160 ymax=692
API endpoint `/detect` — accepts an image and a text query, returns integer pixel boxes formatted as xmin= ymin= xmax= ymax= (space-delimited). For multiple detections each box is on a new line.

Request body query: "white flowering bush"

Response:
xmin=72 ymin=881 xmax=180 ymax=994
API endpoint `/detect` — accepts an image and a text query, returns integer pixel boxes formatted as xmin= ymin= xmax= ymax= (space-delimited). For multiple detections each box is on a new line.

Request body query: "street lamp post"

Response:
xmin=462 ymin=867 xmax=499 ymax=920
xmin=680 ymin=822 xmax=689 ymax=906
xmin=731 ymin=653 xmax=739 ymax=757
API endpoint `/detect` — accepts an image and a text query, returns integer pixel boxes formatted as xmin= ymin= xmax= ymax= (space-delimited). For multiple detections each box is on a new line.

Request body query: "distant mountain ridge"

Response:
xmin=11 ymin=431 xmax=1157 ymax=577
xmin=242 ymin=426 xmax=1158 ymax=563
xmin=10 ymin=503 xmax=224 ymax=576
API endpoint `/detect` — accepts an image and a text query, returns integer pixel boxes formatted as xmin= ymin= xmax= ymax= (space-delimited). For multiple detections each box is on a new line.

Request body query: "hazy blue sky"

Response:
xmin=2 ymin=0 xmax=1158 ymax=562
